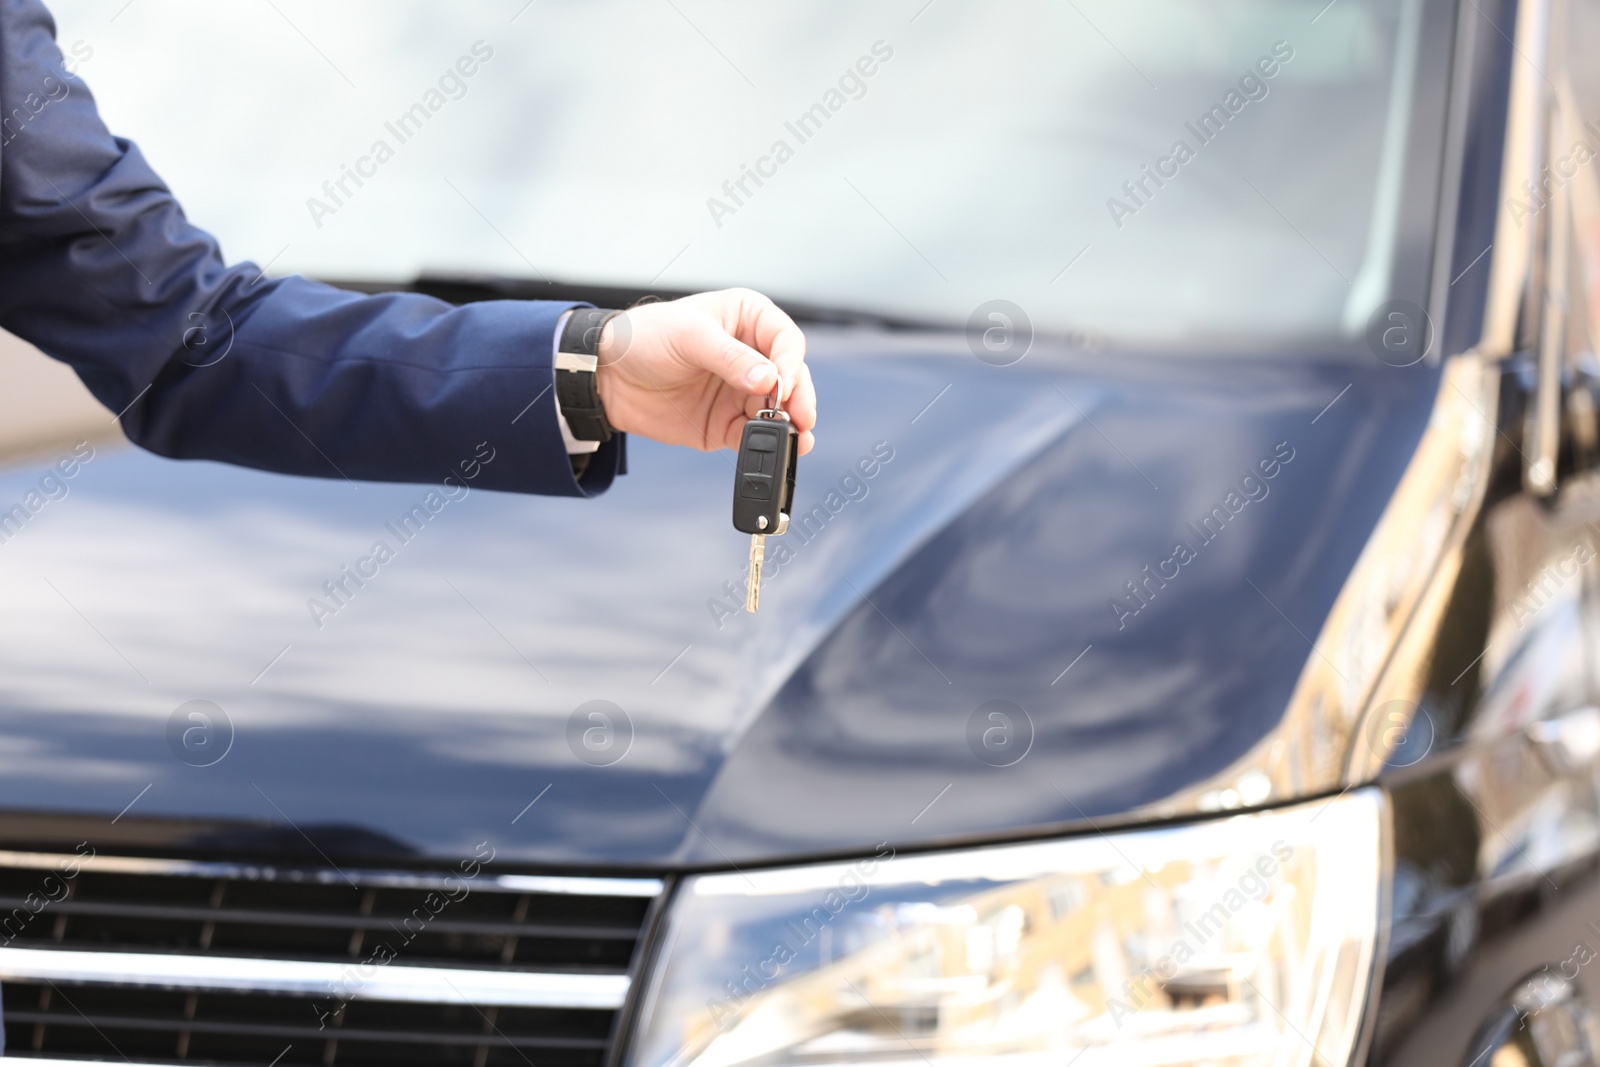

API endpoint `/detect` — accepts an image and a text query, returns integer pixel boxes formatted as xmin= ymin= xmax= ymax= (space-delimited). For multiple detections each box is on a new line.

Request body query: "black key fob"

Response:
xmin=732 ymin=411 xmax=798 ymax=536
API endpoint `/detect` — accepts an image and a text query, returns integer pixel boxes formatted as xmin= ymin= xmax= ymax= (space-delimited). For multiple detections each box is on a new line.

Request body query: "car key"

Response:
xmin=732 ymin=392 xmax=798 ymax=612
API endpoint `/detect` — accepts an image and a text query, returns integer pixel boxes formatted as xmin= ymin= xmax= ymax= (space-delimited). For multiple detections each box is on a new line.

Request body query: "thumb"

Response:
xmin=682 ymin=317 xmax=779 ymax=398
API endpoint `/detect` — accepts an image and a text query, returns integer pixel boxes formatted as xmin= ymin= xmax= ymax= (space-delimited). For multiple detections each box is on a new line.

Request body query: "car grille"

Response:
xmin=0 ymin=850 xmax=663 ymax=1066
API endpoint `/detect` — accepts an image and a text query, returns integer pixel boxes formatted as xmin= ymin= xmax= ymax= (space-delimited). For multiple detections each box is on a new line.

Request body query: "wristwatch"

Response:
xmin=555 ymin=308 xmax=621 ymax=476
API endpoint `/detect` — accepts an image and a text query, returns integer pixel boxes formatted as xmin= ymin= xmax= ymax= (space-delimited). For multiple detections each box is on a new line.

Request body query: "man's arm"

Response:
xmin=0 ymin=0 xmax=606 ymax=495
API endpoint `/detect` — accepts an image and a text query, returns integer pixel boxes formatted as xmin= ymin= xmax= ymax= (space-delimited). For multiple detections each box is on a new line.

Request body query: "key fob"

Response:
xmin=733 ymin=412 xmax=798 ymax=535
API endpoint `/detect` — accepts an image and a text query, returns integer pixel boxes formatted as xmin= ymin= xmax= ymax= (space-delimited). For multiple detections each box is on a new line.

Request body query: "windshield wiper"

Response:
xmin=326 ymin=272 xmax=963 ymax=332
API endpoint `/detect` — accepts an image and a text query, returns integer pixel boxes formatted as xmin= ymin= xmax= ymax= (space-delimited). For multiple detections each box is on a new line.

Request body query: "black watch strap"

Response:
xmin=560 ymin=307 xmax=620 ymax=357
xmin=555 ymin=308 xmax=621 ymax=445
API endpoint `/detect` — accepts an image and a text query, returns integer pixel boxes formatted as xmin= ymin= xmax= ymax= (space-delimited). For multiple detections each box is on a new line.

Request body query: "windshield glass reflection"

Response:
xmin=53 ymin=0 xmax=1431 ymax=343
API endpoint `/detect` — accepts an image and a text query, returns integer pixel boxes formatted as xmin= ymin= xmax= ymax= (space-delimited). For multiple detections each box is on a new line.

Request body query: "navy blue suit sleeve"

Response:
xmin=0 ymin=0 xmax=623 ymax=496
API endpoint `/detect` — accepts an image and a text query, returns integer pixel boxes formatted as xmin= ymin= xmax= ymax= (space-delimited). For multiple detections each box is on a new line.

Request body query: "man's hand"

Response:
xmin=594 ymin=289 xmax=817 ymax=456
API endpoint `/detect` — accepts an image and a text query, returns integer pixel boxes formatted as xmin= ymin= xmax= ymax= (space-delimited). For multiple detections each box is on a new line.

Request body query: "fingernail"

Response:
xmin=746 ymin=364 xmax=776 ymax=391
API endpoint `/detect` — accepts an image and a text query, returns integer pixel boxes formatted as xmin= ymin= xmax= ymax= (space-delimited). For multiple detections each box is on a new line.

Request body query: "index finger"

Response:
xmin=737 ymin=291 xmax=807 ymax=406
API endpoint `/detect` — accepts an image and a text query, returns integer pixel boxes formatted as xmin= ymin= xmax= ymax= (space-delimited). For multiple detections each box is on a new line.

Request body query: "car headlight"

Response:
xmin=627 ymin=790 xmax=1385 ymax=1067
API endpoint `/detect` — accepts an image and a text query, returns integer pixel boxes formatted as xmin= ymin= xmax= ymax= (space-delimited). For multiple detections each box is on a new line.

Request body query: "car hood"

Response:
xmin=0 ymin=328 xmax=1437 ymax=869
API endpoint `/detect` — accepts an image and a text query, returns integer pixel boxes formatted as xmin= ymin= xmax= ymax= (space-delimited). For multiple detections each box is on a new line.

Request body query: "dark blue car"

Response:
xmin=0 ymin=0 xmax=1598 ymax=1064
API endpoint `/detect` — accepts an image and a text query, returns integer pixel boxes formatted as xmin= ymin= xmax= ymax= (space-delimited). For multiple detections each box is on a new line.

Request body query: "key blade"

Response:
xmin=746 ymin=534 xmax=766 ymax=613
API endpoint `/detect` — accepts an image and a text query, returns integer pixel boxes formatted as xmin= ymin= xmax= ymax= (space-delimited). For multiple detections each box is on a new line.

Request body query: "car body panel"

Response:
xmin=0 ymin=335 xmax=1436 ymax=869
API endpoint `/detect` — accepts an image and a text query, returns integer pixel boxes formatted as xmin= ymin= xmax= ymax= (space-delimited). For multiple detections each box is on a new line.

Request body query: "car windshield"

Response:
xmin=51 ymin=0 xmax=1440 ymax=344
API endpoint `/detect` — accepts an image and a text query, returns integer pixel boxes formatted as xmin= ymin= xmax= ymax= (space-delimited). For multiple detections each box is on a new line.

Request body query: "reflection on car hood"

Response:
xmin=0 ymin=329 xmax=1437 ymax=868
